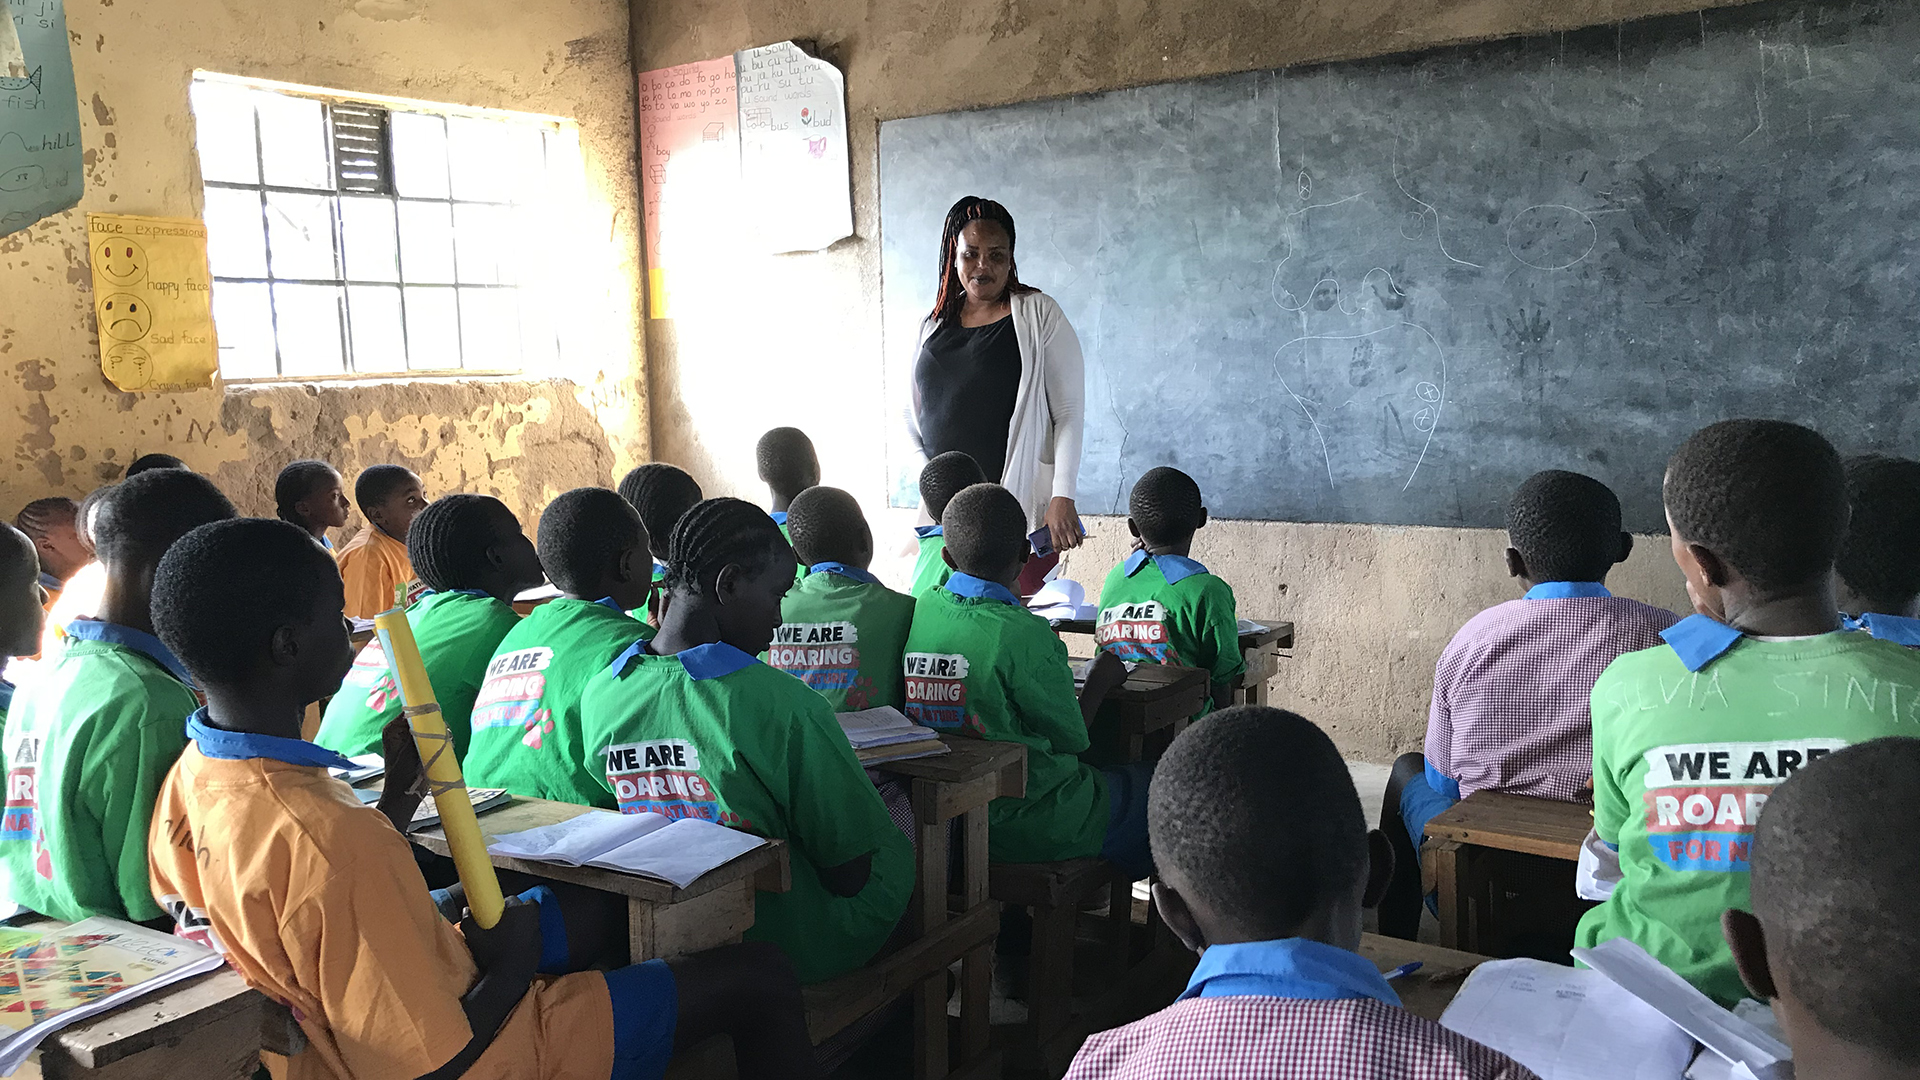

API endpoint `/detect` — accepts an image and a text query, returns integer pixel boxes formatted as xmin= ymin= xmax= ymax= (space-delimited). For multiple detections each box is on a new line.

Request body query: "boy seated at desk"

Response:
xmin=577 ymin=498 xmax=912 ymax=984
xmin=755 ymin=427 xmax=821 ymax=540
xmin=336 ymin=464 xmax=429 ymax=620
xmin=1835 ymin=454 xmax=1920 ymax=631
xmin=1064 ymin=705 xmax=1537 ymax=1080
xmin=910 ymin=451 xmax=985 ymax=598
xmin=1379 ymin=469 xmax=1677 ymax=939
xmin=618 ymin=463 xmax=704 ymax=620
xmin=147 ymin=517 xmax=824 ymax=1080
xmin=1575 ymin=419 xmax=1920 ymax=1006
xmin=766 ymin=486 xmax=915 ymax=711
xmin=1726 ymin=737 xmax=1920 ymax=1080
xmin=1 ymin=524 xmax=49 ymax=728
xmin=1 ymin=470 xmax=234 ymax=923
xmin=901 ymin=482 xmax=1146 ymax=876
xmin=466 ymin=488 xmax=654 ymax=807
xmin=317 ymin=495 xmax=543 ymax=762
xmin=1095 ymin=466 xmax=1244 ymax=712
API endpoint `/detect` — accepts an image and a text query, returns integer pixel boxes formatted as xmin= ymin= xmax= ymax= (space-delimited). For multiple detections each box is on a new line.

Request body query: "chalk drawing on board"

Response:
xmin=1506 ymin=204 xmax=1599 ymax=270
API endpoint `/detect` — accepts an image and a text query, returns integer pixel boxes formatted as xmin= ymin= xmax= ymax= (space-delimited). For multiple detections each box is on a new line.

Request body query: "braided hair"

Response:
xmin=617 ymin=464 xmax=704 ymax=560
xmin=664 ymin=497 xmax=791 ymax=596
xmin=927 ymin=196 xmax=1039 ymax=323
xmin=13 ymin=497 xmax=78 ymax=542
xmin=1129 ymin=467 xmax=1206 ymax=547
xmin=407 ymin=494 xmax=510 ymax=593
xmin=274 ymin=460 xmax=341 ymax=524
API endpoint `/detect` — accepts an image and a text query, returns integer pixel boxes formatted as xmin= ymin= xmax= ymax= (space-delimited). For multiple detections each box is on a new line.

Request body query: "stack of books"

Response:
xmin=836 ymin=706 xmax=948 ymax=766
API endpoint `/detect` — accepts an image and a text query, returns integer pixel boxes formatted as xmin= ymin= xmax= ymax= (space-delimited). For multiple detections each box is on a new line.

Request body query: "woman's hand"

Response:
xmin=1045 ymin=497 xmax=1085 ymax=554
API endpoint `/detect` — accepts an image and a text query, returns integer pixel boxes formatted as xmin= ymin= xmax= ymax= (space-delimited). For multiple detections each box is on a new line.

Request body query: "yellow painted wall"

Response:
xmin=2 ymin=0 xmax=645 ymax=534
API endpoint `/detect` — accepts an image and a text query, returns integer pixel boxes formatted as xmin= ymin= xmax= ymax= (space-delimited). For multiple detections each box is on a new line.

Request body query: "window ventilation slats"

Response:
xmin=330 ymin=103 xmax=392 ymax=194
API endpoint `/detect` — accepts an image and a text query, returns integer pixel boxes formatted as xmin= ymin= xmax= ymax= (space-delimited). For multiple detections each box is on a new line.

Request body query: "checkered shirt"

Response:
xmin=1427 ymin=596 xmax=1678 ymax=801
xmin=1064 ymin=996 xmax=1540 ymax=1080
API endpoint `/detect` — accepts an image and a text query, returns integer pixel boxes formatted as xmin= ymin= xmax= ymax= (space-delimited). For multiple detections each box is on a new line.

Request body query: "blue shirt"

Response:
xmin=943 ymin=572 xmax=1020 ymax=606
xmin=808 ymin=562 xmax=881 ymax=585
xmin=64 ymin=619 xmax=195 ymax=686
xmin=38 ymin=572 xmax=62 ymax=593
xmin=186 ymin=708 xmax=360 ymax=769
xmin=1523 ymin=581 xmax=1611 ymax=600
xmin=1178 ymin=938 xmax=1401 ymax=1006
xmin=1121 ymin=549 xmax=1209 ymax=586
xmin=770 ymin=511 xmax=788 ymax=527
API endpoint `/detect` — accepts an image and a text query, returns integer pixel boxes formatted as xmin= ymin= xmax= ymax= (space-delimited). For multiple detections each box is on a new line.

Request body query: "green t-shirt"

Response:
xmin=1097 ymin=553 xmax=1245 ymax=694
xmin=909 ymin=530 xmax=953 ymax=598
xmin=314 ymin=590 xmax=520 ymax=762
xmin=1 ymin=626 xmax=196 ymax=922
xmin=766 ymin=567 xmax=916 ymax=711
xmin=464 ymin=598 xmax=652 ymax=807
xmin=1576 ymin=628 xmax=1920 ymax=1005
xmin=901 ymin=579 xmax=1109 ymax=863
xmin=577 ymin=641 xmax=912 ymax=984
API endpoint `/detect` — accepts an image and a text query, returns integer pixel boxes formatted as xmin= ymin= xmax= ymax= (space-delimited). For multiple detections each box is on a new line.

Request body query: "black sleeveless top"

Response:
xmin=914 ymin=314 xmax=1020 ymax=484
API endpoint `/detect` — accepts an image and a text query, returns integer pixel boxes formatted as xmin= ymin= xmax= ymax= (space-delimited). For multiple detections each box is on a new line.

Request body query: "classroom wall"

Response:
xmin=632 ymin=0 xmax=1738 ymax=761
xmin=1 ymin=0 xmax=644 ymax=532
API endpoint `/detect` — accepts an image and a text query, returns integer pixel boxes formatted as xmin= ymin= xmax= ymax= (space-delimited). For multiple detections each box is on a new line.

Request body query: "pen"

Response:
xmin=1384 ymin=962 xmax=1423 ymax=980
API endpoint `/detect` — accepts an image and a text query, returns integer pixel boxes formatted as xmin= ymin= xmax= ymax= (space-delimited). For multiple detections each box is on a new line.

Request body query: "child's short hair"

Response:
xmin=92 ymin=470 xmax=236 ymax=570
xmin=1506 ymin=470 xmax=1626 ymax=583
xmin=13 ymin=497 xmax=78 ymax=541
xmin=124 ymin=453 xmax=187 ymax=478
xmin=755 ymin=427 xmax=820 ymax=496
xmin=664 ymin=497 xmax=788 ymax=593
xmin=785 ymin=486 xmax=867 ymax=566
xmin=1750 ymin=737 xmax=1920 ymax=1063
xmin=354 ymin=464 xmax=418 ymax=514
xmin=274 ymin=460 xmax=340 ymax=524
xmin=538 ymin=488 xmax=644 ymax=597
xmin=1664 ymin=419 xmax=1847 ymax=591
xmin=1129 ymin=467 xmax=1205 ymax=547
xmin=919 ymin=451 xmax=986 ymax=523
xmin=1149 ymin=705 xmax=1367 ymax=935
xmin=407 ymin=494 xmax=512 ymax=593
xmin=1837 ymin=455 xmax=1920 ymax=614
xmin=941 ymin=483 xmax=1027 ymax=576
xmin=152 ymin=519 xmax=336 ymax=686
xmin=617 ymin=464 xmax=704 ymax=554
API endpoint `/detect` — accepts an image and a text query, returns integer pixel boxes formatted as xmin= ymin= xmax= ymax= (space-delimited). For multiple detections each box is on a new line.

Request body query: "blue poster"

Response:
xmin=1 ymin=0 xmax=82 ymax=237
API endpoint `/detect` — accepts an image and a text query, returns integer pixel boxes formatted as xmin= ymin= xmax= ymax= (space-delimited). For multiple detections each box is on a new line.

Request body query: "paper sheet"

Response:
xmin=1439 ymin=957 xmax=1696 ymax=1080
xmin=584 ymin=818 xmax=767 ymax=888
xmin=837 ymin=706 xmax=938 ymax=749
xmin=87 ymin=214 xmax=217 ymax=391
xmin=1573 ymin=938 xmax=1791 ymax=1074
xmin=733 ymin=41 xmax=851 ymax=254
xmin=0 ymin=0 xmax=83 ymax=237
xmin=636 ymin=55 xmax=738 ymax=318
xmin=488 ymin=810 xmax=673 ymax=866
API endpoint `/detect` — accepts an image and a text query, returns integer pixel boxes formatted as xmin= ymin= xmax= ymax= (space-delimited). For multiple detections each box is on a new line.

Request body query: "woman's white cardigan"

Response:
xmin=905 ymin=290 xmax=1086 ymax=530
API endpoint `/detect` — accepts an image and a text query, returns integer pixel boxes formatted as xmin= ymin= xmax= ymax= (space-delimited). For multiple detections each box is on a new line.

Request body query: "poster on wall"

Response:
xmin=1 ymin=0 xmax=84 ymax=236
xmin=87 ymin=213 xmax=218 ymax=392
xmin=733 ymin=41 xmax=852 ymax=256
xmin=637 ymin=55 xmax=738 ymax=320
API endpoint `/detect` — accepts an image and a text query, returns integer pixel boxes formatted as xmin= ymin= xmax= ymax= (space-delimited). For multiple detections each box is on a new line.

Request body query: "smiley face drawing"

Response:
xmin=98 ymin=293 xmax=152 ymax=342
xmin=94 ymin=238 xmax=147 ymax=286
xmin=104 ymin=343 xmax=153 ymax=390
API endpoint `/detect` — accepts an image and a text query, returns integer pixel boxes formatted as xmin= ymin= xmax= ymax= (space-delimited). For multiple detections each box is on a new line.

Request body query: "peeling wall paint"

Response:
xmin=2 ymin=0 xmax=645 ymax=536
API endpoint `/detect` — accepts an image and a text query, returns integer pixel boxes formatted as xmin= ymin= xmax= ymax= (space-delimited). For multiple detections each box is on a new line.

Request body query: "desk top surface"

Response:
xmin=1422 ymin=790 xmax=1593 ymax=860
xmin=1072 ymin=659 xmax=1210 ymax=701
xmin=1356 ymin=933 xmax=1494 ymax=1021
xmin=880 ymin=735 xmax=1025 ymax=788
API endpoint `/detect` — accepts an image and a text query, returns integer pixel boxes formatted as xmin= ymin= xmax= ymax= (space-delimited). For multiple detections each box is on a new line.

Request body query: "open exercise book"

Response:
xmin=837 ymin=706 xmax=947 ymax=766
xmin=488 ymin=811 xmax=766 ymax=889
xmin=0 ymin=919 xmax=226 ymax=1075
xmin=1439 ymin=937 xmax=1791 ymax=1080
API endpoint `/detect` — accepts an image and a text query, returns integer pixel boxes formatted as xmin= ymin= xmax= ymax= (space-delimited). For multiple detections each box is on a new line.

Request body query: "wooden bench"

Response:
xmin=1072 ymin=661 xmax=1210 ymax=762
xmin=989 ymin=857 xmax=1138 ymax=1073
xmin=1053 ymin=617 xmax=1294 ymax=709
xmin=1421 ymin=790 xmax=1594 ymax=953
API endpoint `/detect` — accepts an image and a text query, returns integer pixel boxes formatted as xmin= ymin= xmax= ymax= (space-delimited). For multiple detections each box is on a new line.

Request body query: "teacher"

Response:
xmin=907 ymin=196 xmax=1087 ymax=590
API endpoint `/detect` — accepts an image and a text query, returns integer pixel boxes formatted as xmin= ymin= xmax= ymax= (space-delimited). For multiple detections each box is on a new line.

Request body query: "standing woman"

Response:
xmin=908 ymin=197 xmax=1087 ymax=593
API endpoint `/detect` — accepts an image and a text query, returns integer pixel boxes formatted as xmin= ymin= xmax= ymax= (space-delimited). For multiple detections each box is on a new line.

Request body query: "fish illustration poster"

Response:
xmin=1 ymin=0 xmax=83 ymax=237
xmin=87 ymin=213 xmax=218 ymax=391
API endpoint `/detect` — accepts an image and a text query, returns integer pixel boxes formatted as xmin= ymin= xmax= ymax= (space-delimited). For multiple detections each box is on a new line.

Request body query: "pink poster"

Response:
xmin=637 ymin=56 xmax=737 ymax=319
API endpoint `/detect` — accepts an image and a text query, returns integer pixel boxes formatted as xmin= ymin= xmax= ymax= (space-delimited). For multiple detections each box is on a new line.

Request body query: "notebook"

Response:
xmin=487 ymin=811 xmax=766 ymax=888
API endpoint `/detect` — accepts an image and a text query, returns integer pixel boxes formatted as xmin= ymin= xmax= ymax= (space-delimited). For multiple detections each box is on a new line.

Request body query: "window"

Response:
xmin=189 ymin=76 xmax=581 ymax=379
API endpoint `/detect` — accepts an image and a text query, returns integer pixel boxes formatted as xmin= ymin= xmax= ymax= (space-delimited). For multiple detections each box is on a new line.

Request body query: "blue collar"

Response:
xmin=592 ymin=596 xmax=625 ymax=610
xmin=63 ymin=619 xmax=195 ymax=686
xmin=652 ymin=560 xmax=669 ymax=580
xmin=320 ymin=535 xmax=334 ymax=551
xmin=1179 ymin=938 xmax=1401 ymax=1006
xmin=428 ymin=589 xmax=493 ymax=600
xmin=809 ymin=562 xmax=880 ymax=585
xmin=770 ymin=511 xmax=788 ymax=526
xmin=0 ymin=680 xmax=12 ymax=714
xmin=186 ymin=708 xmax=359 ymax=769
xmin=1661 ymin=614 xmax=1746 ymax=672
xmin=944 ymin=572 xmax=1020 ymax=606
xmin=915 ymin=525 xmax=944 ymax=539
xmin=1123 ymin=549 xmax=1209 ymax=585
xmin=609 ymin=639 xmax=759 ymax=681
xmin=1844 ymin=612 xmax=1920 ymax=647
xmin=1524 ymin=581 xmax=1612 ymax=600
xmin=38 ymin=571 xmax=62 ymax=592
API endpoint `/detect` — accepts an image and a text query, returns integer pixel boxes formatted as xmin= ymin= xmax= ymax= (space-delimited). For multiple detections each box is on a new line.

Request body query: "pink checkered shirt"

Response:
xmin=1064 ymin=997 xmax=1540 ymax=1080
xmin=1427 ymin=595 xmax=1678 ymax=801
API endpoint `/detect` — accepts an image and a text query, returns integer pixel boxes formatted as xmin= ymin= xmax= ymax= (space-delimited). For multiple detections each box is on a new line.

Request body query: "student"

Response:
xmin=1724 ymin=738 xmax=1920 ymax=1080
xmin=1575 ymin=419 xmax=1920 ymax=1006
xmin=577 ymin=498 xmax=912 ymax=984
xmin=1835 ymin=454 xmax=1920 ymax=625
xmin=901 ymin=483 xmax=1143 ymax=874
xmin=910 ymin=451 xmax=984 ymax=598
xmin=617 ymin=463 xmax=704 ymax=618
xmin=0 ymin=469 xmax=234 ymax=923
xmin=1 ymin=525 xmax=48 ymax=727
xmin=124 ymin=452 xmax=187 ymax=476
xmin=1379 ymin=470 xmax=1678 ymax=939
xmin=36 ymin=488 xmax=111 ymax=660
xmin=466 ymin=488 xmax=654 ymax=806
xmin=754 ymin=427 xmax=821 ymax=536
xmin=1065 ymin=706 xmax=1538 ymax=1080
xmin=336 ymin=464 xmax=428 ymax=620
xmin=768 ymin=486 xmax=915 ymax=711
xmin=146 ymin=517 xmax=825 ymax=1080
xmin=13 ymin=497 xmax=84 ymax=608
xmin=1095 ymin=466 xmax=1244 ymax=711
xmin=275 ymin=459 xmax=352 ymax=550
xmin=317 ymin=494 xmax=541 ymax=762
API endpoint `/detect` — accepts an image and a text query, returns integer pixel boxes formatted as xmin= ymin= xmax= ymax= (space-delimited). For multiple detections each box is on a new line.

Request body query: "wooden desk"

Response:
xmin=1421 ymin=791 xmax=1593 ymax=951
xmin=1052 ymin=617 xmax=1295 ymax=706
xmin=1356 ymin=934 xmax=1494 ymax=1021
xmin=1074 ymin=661 xmax=1210 ymax=760
xmin=19 ymin=964 xmax=285 ymax=1080
xmin=410 ymin=798 xmax=790 ymax=963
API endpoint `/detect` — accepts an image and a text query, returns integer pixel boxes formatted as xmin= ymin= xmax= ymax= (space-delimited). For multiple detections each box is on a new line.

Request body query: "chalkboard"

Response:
xmin=879 ymin=0 xmax=1920 ymax=531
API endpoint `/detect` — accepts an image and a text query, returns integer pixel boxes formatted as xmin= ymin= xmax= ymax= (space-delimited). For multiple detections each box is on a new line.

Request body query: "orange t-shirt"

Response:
xmin=335 ymin=528 xmax=419 ymax=621
xmin=148 ymin=744 xmax=616 ymax=1080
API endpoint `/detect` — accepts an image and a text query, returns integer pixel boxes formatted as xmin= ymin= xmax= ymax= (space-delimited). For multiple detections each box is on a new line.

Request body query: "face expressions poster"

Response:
xmin=87 ymin=213 xmax=217 ymax=391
